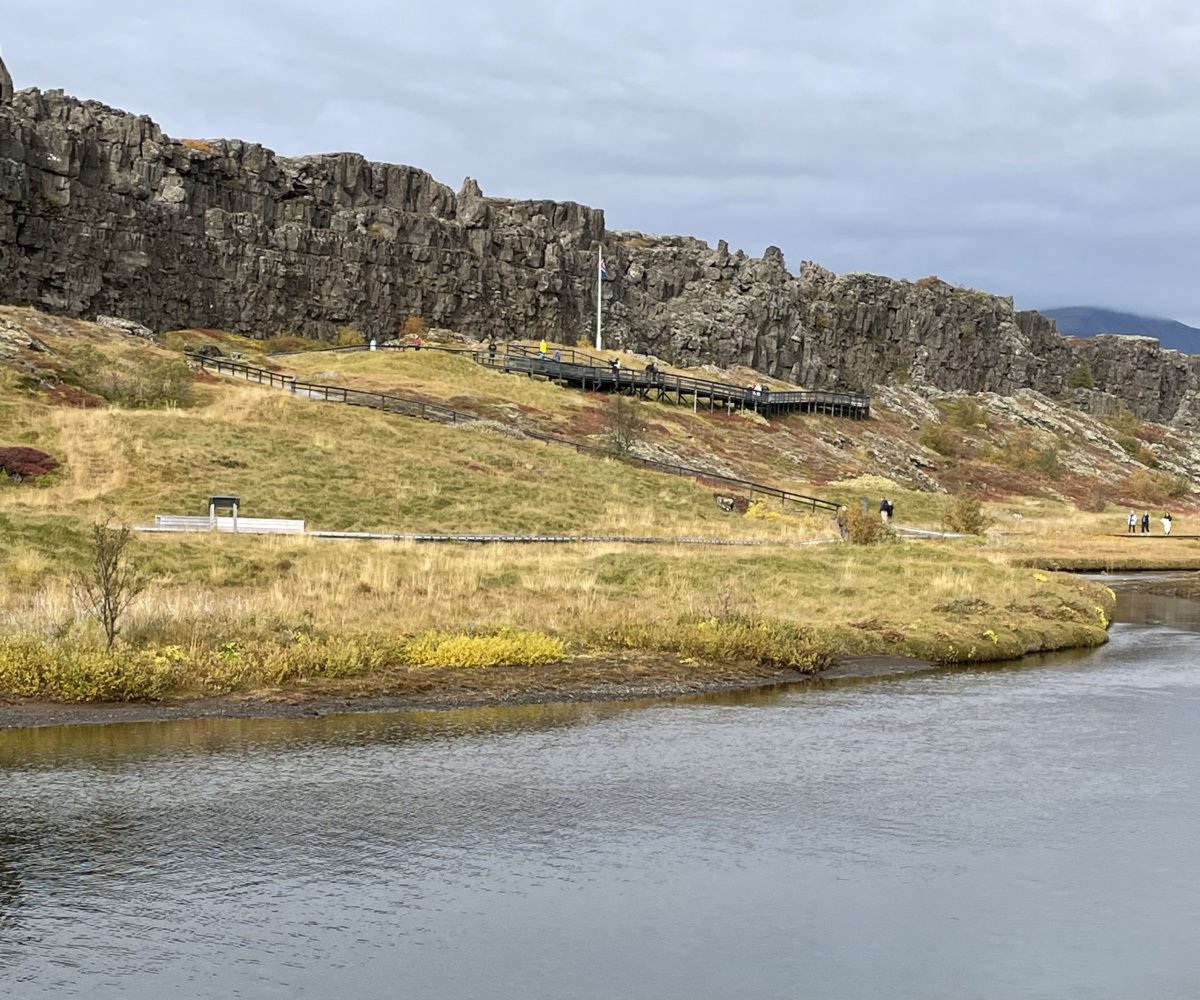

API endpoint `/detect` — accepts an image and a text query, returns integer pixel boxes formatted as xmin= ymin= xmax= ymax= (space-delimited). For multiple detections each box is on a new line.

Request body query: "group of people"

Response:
xmin=1127 ymin=510 xmax=1173 ymax=535
xmin=879 ymin=495 xmax=896 ymax=524
xmin=744 ymin=382 xmax=770 ymax=400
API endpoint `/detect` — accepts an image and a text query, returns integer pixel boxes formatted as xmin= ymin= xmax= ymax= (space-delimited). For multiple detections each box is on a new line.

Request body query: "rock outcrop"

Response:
xmin=0 ymin=90 xmax=603 ymax=347
xmin=1 ymin=87 xmax=1197 ymax=423
xmin=601 ymin=240 xmax=1074 ymax=398
xmin=0 ymin=53 xmax=13 ymax=106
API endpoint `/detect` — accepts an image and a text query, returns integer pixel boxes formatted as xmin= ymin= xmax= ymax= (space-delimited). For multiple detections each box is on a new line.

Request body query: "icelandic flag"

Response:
xmin=599 ymin=255 xmax=609 ymax=280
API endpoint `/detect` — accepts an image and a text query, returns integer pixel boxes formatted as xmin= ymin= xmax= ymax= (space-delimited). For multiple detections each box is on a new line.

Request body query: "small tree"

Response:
xmin=1068 ymin=363 xmax=1095 ymax=390
xmin=74 ymin=519 xmax=145 ymax=649
xmin=335 ymin=326 xmax=366 ymax=347
xmin=605 ymin=395 xmax=643 ymax=457
xmin=944 ymin=493 xmax=995 ymax=535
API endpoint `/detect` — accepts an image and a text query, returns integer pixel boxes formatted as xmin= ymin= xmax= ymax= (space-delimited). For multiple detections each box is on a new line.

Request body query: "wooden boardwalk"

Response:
xmin=266 ymin=342 xmax=872 ymax=419
xmin=483 ymin=346 xmax=871 ymax=419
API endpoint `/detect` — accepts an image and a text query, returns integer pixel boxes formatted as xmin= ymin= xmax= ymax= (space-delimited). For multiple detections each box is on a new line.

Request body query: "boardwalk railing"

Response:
xmin=191 ymin=354 xmax=842 ymax=513
xmin=148 ymin=515 xmax=306 ymax=535
xmin=195 ymin=354 xmax=464 ymax=423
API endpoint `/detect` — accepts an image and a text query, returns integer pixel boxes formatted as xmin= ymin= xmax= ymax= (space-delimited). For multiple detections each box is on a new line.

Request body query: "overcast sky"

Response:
xmin=6 ymin=1 xmax=1200 ymax=322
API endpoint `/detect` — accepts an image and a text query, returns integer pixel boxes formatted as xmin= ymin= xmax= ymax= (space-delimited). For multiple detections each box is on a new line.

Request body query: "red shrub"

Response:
xmin=48 ymin=384 xmax=104 ymax=408
xmin=0 ymin=446 xmax=60 ymax=481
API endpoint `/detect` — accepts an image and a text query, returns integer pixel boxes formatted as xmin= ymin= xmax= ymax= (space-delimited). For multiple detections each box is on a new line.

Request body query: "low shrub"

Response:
xmin=991 ymin=429 xmax=1062 ymax=477
xmin=919 ymin=423 xmax=964 ymax=457
xmin=1033 ymin=447 xmax=1063 ymax=479
xmin=0 ymin=638 xmax=184 ymax=701
xmin=335 ymin=326 xmax=366 ymax=347
xmin=401 ymin=315 xmax=426 ymax=340
xmin=262 ymin=334 xmax=325 ymax=353
xmin=0 ymin=446 xmax=60 ymax=481
xmin=69 ymin=355 xmax=195 ymax=408
xmin=845 ymin=504 xmax=893 ymax=544
xmin=1123 ymin=469 xmax=1191 ymax=506
xmin=1114 ymin=435 xmax=1141 ymax=458
xmin=405 ymin=627 xmax=566 ymax=668
xmin=594 ymin=615 xmax=827 ymax=671
xmin=194 ymin=635 xmax=404 ymax=692
xmin=941 ymin=397 xmax=989 ymax=429
xmin=0 ymin=631 xmax=414 ymax=701
xmin=1107 ymin=406 xmax=1143 ymax=435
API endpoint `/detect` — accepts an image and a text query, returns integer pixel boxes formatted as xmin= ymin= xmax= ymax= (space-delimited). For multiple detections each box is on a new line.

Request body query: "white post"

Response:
xmin=595 ymin=245 xmax=603 ymax=351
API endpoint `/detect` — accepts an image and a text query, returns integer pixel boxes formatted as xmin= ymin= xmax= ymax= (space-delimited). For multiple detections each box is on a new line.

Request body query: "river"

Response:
xmin=2 ymin=580 xmax=1199 ymax=999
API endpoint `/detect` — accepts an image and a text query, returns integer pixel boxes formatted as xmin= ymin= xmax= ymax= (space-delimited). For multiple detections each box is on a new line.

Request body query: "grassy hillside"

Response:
xmin=0 ymin=307 xmax=1184 ymax=705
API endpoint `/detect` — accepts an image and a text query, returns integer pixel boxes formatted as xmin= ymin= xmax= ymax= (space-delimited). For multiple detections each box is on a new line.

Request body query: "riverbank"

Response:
xmin=0 ymin=651 xmax=946 ymax=729
xmin=0 ymin=536 xmax=1117 ymax=719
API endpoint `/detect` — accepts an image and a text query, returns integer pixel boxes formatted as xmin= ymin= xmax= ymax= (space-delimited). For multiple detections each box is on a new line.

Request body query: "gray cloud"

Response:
xmin=6 ymin=0 xmax=1200 ymax=322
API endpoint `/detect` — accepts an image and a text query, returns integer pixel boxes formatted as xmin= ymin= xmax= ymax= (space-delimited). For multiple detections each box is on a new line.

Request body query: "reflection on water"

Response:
xmin=3 ymin=582 xmax=1200 ymax=999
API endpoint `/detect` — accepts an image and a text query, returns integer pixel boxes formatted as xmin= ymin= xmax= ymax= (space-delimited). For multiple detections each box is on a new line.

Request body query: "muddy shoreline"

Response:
xmin=0 ymin=655 xmax=941 ymax=731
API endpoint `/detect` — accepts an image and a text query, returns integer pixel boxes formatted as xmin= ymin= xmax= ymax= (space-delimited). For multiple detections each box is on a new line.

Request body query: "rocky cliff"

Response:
xmin=0 ymin=54 xmax=13 ymax=106
xmin=2 ymin=85 xmax=1199 ymax=424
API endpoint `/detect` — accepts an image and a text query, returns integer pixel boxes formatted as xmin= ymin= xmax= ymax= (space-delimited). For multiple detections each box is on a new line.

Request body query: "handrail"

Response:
xmin=191 ymin=354 xmax=464 ymax=423
xmin=190 ymin=353 xmax=843 ymax=513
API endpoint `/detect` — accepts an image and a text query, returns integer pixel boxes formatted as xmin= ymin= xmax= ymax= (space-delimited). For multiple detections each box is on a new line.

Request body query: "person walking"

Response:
xmin=539 ymin=339 xmax=549 ymax=358
xmin=880 ymin=496 xmax=890 ymax=526
xmin=1141 ymin=511 xmax=1151 ymax=534
xmin=1127 ymin=511 xmax=1137 ymax=534
xmin=487 ymin=338 xmax=497 ymax=361
xmin=1162 ymin=512 xmax=1174 ymax=536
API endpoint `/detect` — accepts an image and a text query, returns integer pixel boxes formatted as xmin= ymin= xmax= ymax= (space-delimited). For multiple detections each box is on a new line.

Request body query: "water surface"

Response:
xmin=2 ymin=582 xmax=1199 ymax=999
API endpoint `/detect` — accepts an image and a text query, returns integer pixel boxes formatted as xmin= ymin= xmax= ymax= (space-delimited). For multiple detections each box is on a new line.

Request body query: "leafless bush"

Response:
xmin=74 ymin=519 xmax=145 ymax=649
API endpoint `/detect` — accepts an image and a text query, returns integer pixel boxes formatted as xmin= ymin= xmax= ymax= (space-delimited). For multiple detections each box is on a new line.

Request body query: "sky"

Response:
xmin=6 ymin=0 xmax=1200 ymax=323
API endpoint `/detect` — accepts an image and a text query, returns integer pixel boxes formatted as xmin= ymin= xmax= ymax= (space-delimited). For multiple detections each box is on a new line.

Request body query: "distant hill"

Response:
xmin=1042 ymin=307 xmax=1200 ymax=354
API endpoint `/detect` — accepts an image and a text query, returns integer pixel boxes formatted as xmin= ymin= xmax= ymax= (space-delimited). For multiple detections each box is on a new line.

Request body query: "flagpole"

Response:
xmin=595 ymin=245 xmax=603 ymax=351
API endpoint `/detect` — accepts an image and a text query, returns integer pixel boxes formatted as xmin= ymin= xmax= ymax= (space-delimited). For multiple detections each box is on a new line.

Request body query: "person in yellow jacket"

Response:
xmin=539 ymin=339 xmax=549 ymax=358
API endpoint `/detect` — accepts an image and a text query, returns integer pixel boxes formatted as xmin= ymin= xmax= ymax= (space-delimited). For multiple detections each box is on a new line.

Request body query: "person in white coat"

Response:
xmin=1161 ymin=512 xmax=1173 ymax=536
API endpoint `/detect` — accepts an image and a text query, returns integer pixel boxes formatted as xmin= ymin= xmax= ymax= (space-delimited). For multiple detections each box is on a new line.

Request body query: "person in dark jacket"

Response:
xmin=1141 ymin=511 xmax=1150 ymax=534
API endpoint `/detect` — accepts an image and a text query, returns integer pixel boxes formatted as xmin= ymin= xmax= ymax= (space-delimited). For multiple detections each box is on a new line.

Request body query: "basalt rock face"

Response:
xmin=603 ymin=239 xmax=1075 ymax=398
xmin=1 ymin=88 xmax=1197 ymax=424
xmin=1071 ymin=335 xmax=1200 ymax=428
xmin=0 ymin=90 xmax=603 ymax=342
